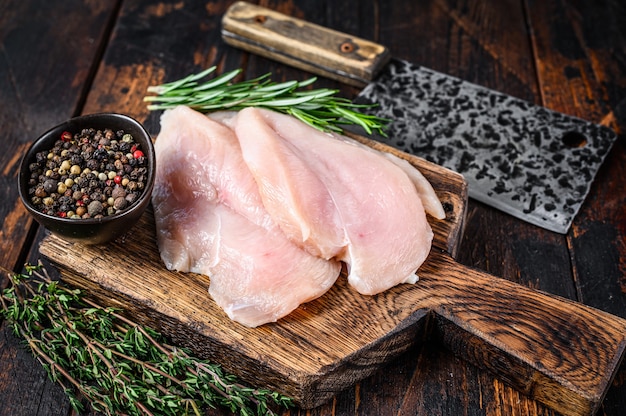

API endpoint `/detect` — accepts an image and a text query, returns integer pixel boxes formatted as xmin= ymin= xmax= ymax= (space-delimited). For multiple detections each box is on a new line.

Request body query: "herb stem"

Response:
xmin=1 ymin=263 xmax=293 ymax=415
xmin=144 ymin=66 xmax=389 ymax=136
xmin=23 ymin=323 xmax=112 ymax=412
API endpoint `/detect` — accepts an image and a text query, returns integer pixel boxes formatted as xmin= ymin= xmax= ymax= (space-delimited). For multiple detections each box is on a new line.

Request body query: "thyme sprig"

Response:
xmin=144 ymin=66 xmax=389 ymax=136
xmin=0 ymin=263 xmax=293 ymax=416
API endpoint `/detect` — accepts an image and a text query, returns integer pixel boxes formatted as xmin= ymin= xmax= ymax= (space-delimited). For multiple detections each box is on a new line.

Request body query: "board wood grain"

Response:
xmin=3 ymin=1 xmax=625 ymax=415
xmin=38 ymin=136 xmax=626 ymax=416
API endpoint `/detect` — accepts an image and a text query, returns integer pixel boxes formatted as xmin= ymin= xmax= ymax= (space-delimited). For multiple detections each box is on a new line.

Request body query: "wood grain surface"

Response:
xmin=39 ymin=220 xmax=626 ymax=415
xmin=37 ymin=138 xmax=626 ymax=415
xmin=2 ymin=0 xmax=626 ymax=415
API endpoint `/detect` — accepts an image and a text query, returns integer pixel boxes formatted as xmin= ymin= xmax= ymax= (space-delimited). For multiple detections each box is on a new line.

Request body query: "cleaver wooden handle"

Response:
xmin=221 ymin=1 xmax=390 ymax=87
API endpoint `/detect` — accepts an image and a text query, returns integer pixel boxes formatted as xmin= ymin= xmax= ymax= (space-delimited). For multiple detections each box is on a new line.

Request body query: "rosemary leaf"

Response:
xmin=144 ymin=66 xmax=389 ymax=136
xmin=1 ymin=263 xmax=293 ymax=416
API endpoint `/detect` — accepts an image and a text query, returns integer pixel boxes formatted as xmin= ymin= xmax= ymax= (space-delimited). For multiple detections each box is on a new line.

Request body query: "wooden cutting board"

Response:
xmin=39 ymin=135 xmax=626 ymax=416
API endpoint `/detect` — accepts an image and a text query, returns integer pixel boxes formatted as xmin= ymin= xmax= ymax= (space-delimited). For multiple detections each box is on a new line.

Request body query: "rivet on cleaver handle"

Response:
xmin=221 ymin=1 xmax=390 ymax=87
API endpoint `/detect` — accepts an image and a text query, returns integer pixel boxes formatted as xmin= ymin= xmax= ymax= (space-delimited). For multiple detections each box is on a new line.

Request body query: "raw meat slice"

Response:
xmin=226 ymin=112 xmax=347 ymax=260
xmin=234 ymin=107 xmax=434 ymax=295
xmin=380 ymin=152 xmax=446 ymax=220
xmin=329 ymin=134 xmax=446 ymax=220
xmin=152 ymin=106 xmax=341 ymax=327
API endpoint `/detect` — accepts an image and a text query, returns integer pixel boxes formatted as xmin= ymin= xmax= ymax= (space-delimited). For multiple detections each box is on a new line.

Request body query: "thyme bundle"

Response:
xmin=144 ymin=66 xmax=388 ymax=136
xmin=0 ymin=264 xmax=293 ymax=416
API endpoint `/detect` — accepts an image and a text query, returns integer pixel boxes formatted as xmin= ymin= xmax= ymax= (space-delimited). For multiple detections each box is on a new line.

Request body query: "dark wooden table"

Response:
xmin=1 ymin=0 xmax=625 ymax=415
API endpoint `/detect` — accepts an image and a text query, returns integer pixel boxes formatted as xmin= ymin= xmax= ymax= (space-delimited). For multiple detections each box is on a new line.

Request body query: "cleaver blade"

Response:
xmin=222 ymin=2 xmax=618 ymax=233
xmin=352 ymin=59 xmax=617 ymax=233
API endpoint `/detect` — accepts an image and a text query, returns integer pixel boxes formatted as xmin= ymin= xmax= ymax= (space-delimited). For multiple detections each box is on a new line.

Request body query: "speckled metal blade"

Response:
xmin=353 ymin=59 xmax=618 ymax=234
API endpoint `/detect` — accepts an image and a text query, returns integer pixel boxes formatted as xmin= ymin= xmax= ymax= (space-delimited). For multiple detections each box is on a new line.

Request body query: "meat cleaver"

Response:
xmin=221 ymin=1 xmax=618 ymax=234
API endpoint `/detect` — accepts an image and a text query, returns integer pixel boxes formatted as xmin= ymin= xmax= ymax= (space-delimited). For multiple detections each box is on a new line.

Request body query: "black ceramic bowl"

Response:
xmin=18 ymin=113 xmax=155 ymax=245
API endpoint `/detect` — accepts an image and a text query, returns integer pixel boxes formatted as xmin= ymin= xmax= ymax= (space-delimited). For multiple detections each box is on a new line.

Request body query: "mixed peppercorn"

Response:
xmin=27 ymin=128 xmax=149 ymax=219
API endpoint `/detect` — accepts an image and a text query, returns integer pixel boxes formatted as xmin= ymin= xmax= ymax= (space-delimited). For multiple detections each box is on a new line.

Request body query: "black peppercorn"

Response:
xmin=43 ymin=179 xmax=56 ymax=193
xmin=70 ymin=154 xmax=83 ymax=165
xmin=93 ymin=147 xmax=108 ymax=160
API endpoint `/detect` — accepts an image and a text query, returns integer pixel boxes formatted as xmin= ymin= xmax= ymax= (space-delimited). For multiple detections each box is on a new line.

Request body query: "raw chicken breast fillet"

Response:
xmin=234 ymin=107 xmax=435 ymax=295
xmin=152 ymin=106 xmax=341 ymax=327
xmin=327 ymin=134 xmax=445 ymax=220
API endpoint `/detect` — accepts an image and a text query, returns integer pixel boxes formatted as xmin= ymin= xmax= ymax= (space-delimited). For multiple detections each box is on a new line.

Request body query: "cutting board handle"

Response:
xmin=221 ymin=1 xmax=390 ymax=86
xmin=420 ymin=254 xmax=626 ymax=416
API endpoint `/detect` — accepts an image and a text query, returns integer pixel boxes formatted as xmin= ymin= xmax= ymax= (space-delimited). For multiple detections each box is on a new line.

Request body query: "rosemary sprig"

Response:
xmin=0 ymin=263 xmax=293 ymax=416
xmin=144 ymin=66 xmax=389 ymax=136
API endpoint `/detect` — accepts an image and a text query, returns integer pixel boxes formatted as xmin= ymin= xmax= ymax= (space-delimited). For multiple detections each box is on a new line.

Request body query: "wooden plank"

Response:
xmin=0 ymin=316 xmax=72 ymax=415
xmin=524 ymin=0 xmax=626 ymax=413
xmin=0 ymin=1 xmax=119 ymax=415
xmin=81 ymin=0 xmax=238 ymax=133
xmin=0 ymin=0 xmax=117 ymax=271
xmin=525 ymin=0 xmax=626 ymax=318
xmin=7 ymin=0 xmax=620 ymax=415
